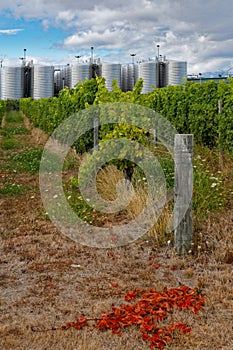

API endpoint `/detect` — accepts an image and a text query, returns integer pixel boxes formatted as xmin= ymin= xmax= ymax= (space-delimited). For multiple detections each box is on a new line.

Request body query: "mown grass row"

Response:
xmin=0 ymin=110 xmax=42 ymax=197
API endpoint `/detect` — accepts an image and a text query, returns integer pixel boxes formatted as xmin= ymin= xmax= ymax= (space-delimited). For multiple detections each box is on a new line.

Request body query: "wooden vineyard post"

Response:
xmin=154 ymin=128 xmax=157 ymax=147
xmin=94 ymin=118 xmax=99 ymax=151
xmin=174 ymin=134 xmax=194 ymax=255
xmin=218 ymin=99 xmax=224 ymax=168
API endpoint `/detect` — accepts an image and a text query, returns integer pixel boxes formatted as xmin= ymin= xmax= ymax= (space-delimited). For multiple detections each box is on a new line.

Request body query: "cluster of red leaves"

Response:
xmin=62 ymin=286 xmax=205 ymax=349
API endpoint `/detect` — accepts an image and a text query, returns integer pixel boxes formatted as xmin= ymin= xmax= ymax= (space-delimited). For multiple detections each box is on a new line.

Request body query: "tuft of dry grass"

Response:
xmin=96 ymin=165 xmax=125 ymax=202
xmin=96 ymin=164 xmax=174 ymax=245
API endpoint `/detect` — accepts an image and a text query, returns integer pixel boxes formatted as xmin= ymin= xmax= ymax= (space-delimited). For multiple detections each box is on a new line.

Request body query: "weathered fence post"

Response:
xmin=218 ymin=99 xmax=224 ymax=167
xmin=94 ymin=118 xmax=99 ymax=151
xmin=174 ymin=134 xmax=193 ymax=255
xmin=218 ymin=99 xmax=222 ymax=114
xmin=154 ymin=129 xmax=158 ymax=148
xmin=154 ymin=119 xmax=158 ymax=147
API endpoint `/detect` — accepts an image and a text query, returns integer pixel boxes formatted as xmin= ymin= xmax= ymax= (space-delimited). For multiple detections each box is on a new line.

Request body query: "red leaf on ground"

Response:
xmin=61 ymin=285 xmax=205 ymax=349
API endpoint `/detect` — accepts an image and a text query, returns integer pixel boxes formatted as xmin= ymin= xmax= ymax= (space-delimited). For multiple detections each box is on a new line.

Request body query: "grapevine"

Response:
xmin=20 ymin=78 xmax=233 ymax=152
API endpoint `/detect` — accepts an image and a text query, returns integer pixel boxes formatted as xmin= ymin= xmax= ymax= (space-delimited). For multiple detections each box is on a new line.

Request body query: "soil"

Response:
xmin=0 ymin=114 xmax=232 ymax=350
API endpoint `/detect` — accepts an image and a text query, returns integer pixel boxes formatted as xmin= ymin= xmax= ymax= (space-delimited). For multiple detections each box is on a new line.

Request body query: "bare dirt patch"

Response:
xmin=0 ymin=115 xmax=232 ymax=350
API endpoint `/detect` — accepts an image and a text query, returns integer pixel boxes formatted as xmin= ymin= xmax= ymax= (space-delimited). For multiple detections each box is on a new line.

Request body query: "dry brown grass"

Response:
xmin=1 ymin=199 xmax=232 ymax=350
xmin=96 ymin=165 xmax=125 ymax=202
xmin=1 ymin=116 xmax=233 ymax=350
xmin=96 ymin=164 xmax=174 ymax=245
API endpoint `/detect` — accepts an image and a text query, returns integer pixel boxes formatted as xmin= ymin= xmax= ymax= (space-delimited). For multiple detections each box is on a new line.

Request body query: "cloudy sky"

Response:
xmin=0 ymin=0 xmax=233 ymax=74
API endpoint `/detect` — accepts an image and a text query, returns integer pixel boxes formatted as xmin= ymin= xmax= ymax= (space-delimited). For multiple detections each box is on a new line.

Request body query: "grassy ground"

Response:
xmin=0 ymin=112 xmax=232 ymax=350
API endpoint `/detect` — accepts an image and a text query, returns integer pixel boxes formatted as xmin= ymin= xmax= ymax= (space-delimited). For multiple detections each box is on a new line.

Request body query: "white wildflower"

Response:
xmin=209 ymin=176 xmax=218 ymax=180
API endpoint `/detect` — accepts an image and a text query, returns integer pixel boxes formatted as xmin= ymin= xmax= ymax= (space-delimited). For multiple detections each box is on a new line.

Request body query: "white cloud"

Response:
xmin=0 ymin=29 xmax=23 ymax=35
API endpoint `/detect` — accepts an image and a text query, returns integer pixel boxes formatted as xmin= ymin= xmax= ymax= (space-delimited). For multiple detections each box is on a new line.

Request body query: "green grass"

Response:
xmin=192 ymin=154 xmax=227 ymax=220
xmin=8 ymin=148 xmax=44 ymax=173
xmin=8 ymin=148 xmax=70 ymax=174
xmin=158 ymin=156 xmax=174 ymax=189
xmin=2 ymin=125 xmax=29 ymax=136
xmin=1 ymin=138 xmax=23 ymax=150
xmin=0 ymin=183 xmax=30 ymax=197
xmin=5 ymin=111 xmax=23 ymax=123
